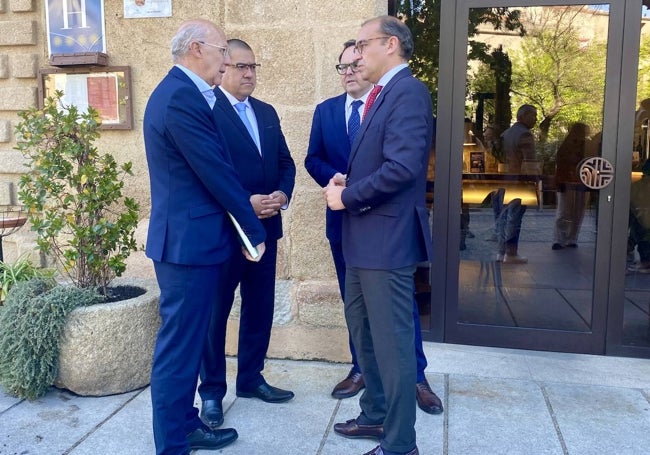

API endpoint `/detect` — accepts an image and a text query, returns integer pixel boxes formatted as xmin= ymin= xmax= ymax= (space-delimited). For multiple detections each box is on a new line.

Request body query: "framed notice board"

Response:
xmin=38 ymin=66 xmax=133 ymax=130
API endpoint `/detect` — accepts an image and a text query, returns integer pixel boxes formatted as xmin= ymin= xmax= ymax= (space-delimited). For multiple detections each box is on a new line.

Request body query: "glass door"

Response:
xmin=433 ymin=0 xmax=637 ymax=354
xmin=607 ymin=0 xmax=650 ymax=358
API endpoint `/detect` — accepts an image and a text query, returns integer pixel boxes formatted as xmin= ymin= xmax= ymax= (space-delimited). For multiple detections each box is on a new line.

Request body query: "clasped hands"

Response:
xmin=243 ymin=192 xmax=284 ymax=263
xmin=323 ymin=172 xmax=346 ymax=210
xmin=250 ymin=191 xmax=286 ymax=219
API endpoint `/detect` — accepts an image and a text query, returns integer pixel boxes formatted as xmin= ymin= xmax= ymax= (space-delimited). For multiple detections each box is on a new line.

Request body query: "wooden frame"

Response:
xmin=38 ymin=66 xmax=133 ymax=130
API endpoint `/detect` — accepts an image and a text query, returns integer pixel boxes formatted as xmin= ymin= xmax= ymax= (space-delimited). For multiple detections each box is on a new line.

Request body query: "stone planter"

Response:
xmin=54 ymin=277 xmax=160 ymax=396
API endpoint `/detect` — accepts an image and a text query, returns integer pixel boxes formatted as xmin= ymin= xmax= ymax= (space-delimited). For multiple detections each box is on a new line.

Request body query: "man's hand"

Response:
xmin=243 ymin=241 xmax=266 ymax=262
xmin=250 ymin=192 xmax=285 ymax=219
xmin=323 ymin=175 xmax=346 ymax=210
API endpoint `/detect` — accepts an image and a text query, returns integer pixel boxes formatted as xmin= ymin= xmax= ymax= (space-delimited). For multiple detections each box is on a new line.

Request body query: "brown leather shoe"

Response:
xmin=333 ymin=418 xmax=384 ymax=440
xmin=416 ymin=379 xmax=443 ymax=414
xmin=331 ymin=369 xmax=365 ymax=399
xmin=362 ymin=445 xmax=419 ymax=455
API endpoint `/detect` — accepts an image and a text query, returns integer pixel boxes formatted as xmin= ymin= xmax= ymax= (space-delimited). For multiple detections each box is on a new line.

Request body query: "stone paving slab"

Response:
xmin=546 ymin=383 xmax=650 ymax=455
xmin=446 ymin=376 xmax=562 ymax=455
xmin=0 ymin=388 xmax=139 ymax=455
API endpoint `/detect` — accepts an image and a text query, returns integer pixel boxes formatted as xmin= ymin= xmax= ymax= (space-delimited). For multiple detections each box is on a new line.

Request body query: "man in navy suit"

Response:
xmin=144 ymin=20 xmax=266 ymax=455
xmin=324 ymin=16 xmax=433 ymax=455
xmin=198 ymin=39 xmax=296 ymax=429
xmin=305 ymin=41 xmax=442 ymax=415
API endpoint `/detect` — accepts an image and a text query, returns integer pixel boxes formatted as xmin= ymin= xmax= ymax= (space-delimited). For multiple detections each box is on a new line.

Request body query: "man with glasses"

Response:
xmin=198 ymin=38 xmax=296 ymax=430
xmin=324 ymin=16 xmax=433 ymax=455
xmin=144 ymin=20 xmax=265 ymax=454
xmin=305 ymin=40 xmax=442 ymax=417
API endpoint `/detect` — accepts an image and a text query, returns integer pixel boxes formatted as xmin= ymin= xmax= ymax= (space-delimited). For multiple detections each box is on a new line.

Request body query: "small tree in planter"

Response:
xmin=14 ymin=90 xmax=139 ymax=293
xmin=0 ymin=91 xmax=153 ymax=400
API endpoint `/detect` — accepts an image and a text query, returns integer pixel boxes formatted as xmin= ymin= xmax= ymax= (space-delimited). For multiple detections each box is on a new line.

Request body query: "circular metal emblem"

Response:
xmin=578 ymin=157 xmax=614 ymax=190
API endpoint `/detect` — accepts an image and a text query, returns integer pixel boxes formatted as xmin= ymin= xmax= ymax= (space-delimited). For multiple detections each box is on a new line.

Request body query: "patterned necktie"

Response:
xmin=348 ymin=100 xmax=363 ymax=146
xmin=234 ymin=102 xmax=259 ymax=151
xmin=362 ymin=85 xmax=383 ymax=120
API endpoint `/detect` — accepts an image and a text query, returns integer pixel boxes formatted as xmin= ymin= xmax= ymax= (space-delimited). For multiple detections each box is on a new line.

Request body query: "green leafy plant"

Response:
xmin=14 ymin=90 xmax=140 ymax=294
xmin=0 ymin=254 xmax=55 ymax=304
xmin=0 ymin=278 xmax=102 ymax=399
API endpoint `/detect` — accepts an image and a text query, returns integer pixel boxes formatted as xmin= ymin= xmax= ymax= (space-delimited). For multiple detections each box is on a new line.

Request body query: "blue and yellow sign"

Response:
xmin=46 ymin=0 xmax=106 ymax=55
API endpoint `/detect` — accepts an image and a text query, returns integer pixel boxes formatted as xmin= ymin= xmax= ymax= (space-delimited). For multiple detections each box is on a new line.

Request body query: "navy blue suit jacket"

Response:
xmin=213 ymin=89 xmax=295 ymax=241
xmin=143 ymin=66 xmax=266 ymax=265
xmin=304 ymin=93 xmax=350 ymax=243
xmin=341 ymin=67 xmax=433 ymax=269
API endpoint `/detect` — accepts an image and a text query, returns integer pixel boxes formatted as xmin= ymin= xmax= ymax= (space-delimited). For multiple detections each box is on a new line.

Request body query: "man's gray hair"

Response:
xmin=171 ymin=22 xmax=208 ymax=62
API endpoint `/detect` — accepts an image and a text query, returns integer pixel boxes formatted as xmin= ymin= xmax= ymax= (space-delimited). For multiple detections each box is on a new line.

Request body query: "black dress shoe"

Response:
xmin=200 ymin=399 xmax=224 ymax=429
xmin=236 ymin=382 xmax=294 ymax=403
xmin=186 ymin=424 xmax=238 ymax=450
xmin=362 ymin=445 xmax=419 ymax=455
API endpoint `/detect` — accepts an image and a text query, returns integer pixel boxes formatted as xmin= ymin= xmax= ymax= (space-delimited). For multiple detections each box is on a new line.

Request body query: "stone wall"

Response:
xmin=0 ymin=0 xmax=386 ymax=363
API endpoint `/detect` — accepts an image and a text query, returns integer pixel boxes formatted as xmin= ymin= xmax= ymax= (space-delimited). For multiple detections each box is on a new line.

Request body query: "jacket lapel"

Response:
xmin=347 ymin=67 xmax=412 ymax=168
xmin=213 ymin=89 xmax=260 ymax=154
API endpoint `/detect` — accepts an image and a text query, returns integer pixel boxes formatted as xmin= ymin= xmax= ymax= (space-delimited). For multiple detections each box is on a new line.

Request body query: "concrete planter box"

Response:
xmin=54 ymin=277 xmax=160 ymax=396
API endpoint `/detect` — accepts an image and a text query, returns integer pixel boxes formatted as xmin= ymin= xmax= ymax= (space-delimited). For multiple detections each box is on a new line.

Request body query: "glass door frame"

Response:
xmin=429 ymin=0 xmax=641 ymax=355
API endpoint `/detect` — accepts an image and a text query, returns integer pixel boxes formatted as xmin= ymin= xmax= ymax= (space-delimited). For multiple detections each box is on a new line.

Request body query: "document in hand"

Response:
xmin=227 ymin=212 xmax=260 ymax=259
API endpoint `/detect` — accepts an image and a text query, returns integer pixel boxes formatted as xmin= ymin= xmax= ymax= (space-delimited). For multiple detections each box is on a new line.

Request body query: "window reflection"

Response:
xmin=458 ymin=5 xmax=605 ymax=332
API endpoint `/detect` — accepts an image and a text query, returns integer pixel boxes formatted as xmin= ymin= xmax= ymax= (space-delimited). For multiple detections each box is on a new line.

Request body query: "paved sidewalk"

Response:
xmin=2 ymin=342 xmax=650 ymax=454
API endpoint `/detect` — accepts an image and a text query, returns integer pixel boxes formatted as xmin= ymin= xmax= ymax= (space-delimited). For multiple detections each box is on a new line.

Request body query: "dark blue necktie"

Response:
xmin=348 ymin=99 xmax=363 ymax=146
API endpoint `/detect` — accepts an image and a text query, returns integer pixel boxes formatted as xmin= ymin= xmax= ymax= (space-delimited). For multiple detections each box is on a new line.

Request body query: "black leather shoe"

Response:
xmin=200 ymin=399 xmax=224 ymax=429
xmin=236 ymin=382 xmax=294 ymax=403
xmin=186 ymin=424 xmax=238 ymax=450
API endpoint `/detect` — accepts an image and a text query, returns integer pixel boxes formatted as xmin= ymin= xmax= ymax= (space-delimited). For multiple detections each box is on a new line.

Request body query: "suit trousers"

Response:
xmin=151 ymin=260 xmax=225 ymax=455
xmin=330 ymin=240 xmax=427 ymax=380
xmin=199 ymin=240 xmax=278 ymax=399
xmin=345 ymin=265 xmax=418 ymax=454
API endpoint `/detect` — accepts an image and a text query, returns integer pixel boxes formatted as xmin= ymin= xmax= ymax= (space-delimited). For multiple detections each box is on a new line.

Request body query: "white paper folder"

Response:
xmin=227 ymin=212 xmax=260 ymax=259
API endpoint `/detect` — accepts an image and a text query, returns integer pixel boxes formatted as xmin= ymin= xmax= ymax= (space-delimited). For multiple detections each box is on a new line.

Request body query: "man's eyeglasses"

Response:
xmin=354 ymin=36 xmax=391 ymax=55
xmin=226 ymin=63 xmax=261 ymax=72
xmin=335 ymin=62 xmax=357 ymax=75
xmin=197 ymin=41 xmax=229 ymax=56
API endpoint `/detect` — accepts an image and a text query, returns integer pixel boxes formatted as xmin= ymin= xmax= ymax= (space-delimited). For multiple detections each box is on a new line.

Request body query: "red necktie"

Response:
xmin=362 ymin=85 xmax=383 ymax=120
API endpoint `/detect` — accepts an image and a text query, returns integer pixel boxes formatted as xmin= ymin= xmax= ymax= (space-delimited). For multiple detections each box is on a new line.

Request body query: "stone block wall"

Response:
xmin=0 ymin=0 xmax=386 ymax=363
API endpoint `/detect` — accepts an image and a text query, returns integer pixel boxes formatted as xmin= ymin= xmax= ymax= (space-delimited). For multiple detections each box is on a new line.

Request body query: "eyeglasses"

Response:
xmin=335 ymin=62 xmax=357 ymax=75
xmin=354 ymin=36 xmax=391 ymax=55
xmin=226 ymin=63 xmax=261 ymax=72
xmin=197 ymin=41 xmax=229 ymax=56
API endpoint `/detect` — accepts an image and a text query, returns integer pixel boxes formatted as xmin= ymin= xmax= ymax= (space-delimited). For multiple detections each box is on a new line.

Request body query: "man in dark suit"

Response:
xmin=324 ymin=16 xmax=433 ymax=455
xmin=144 ymin=20 xmax=266 ymax=455
xmin=305 ymin=40 xmax=442 ymax=416
xmin=198 ymin=39 xmax=296 ymax=429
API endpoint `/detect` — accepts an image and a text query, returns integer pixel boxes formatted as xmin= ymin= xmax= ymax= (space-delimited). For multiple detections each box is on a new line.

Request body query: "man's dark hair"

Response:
xmin=364 ymin=15 xmax=414 ymax=60
xmin=338 ymin=39 xmax=356 ymax=62
xmin=227 ymin=38 xmax=253 ymax=52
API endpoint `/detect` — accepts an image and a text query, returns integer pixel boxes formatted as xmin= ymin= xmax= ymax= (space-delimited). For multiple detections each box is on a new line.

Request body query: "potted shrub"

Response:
xmin=0 ymin=91 xmax=159 ymax=398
